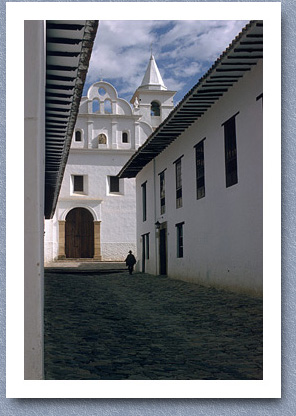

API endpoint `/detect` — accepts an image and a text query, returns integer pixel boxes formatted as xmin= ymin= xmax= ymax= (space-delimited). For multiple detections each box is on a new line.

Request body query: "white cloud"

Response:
xmin=84 ymin=20 xmax=249 ymax=102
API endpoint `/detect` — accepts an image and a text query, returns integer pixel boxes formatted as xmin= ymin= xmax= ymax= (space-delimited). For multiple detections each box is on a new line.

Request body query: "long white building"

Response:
xmin=119 ymin=21 xmax=263 ymax=294
xmin=44 ymin=55 xmax=175 ymax=262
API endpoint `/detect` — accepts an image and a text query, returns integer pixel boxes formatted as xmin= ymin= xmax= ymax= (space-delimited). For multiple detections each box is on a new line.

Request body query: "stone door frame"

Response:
xmin=58 ymin=206 xmax=102 ymax=260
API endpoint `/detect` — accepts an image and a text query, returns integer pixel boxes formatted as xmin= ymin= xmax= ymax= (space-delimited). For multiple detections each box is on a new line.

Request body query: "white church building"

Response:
xmin=119 ymin=21 xmax=263 ymax=294
xmin=44 ymin=55 xmax=175 ymax=262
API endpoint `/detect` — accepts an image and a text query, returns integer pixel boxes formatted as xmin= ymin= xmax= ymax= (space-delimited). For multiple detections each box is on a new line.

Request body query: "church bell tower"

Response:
xmin=131 ymin=54 xmax=176 ymax=130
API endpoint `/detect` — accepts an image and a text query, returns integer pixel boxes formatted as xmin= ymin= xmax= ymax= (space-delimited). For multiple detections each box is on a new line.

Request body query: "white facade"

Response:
xmin=45 ymin=58 xmax=175 ymax=262
xmin=134 ymin=57 xmax=263 ymax=294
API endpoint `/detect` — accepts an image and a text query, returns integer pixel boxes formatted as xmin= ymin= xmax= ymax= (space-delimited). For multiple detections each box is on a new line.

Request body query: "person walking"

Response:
xmin=125 ymin=250 xmax=136 ymax=275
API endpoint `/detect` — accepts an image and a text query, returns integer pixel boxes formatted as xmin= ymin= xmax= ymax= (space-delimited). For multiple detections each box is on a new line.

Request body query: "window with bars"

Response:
xmin=159 ymin=170 xmax=166 ymax=215
xmin=176 ymin=222 xmax=184 ymax=258
xmin=175 ymin=157 xmax=183 ymax=208
xmin=195 ymin=139 xmax=205 ymax=200
xmin=223 ymin=114 xmax=239 ymax=188
xmin=142 ymin=181 xmax=147 ymax=222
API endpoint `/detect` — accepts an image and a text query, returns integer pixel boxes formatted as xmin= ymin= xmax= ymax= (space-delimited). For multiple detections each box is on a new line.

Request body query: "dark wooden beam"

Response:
xmin=46 ymin=84 xmax=75 ymax=91
xmin=46 ymin=23 xmax=85 ymax=31
xmin=46 ymin=74 xmax=76 ymax=82
xmin=46 ymin=37 xmax=82 ymax=45
xmin=46 ymin=64 xmax=78 ymax=71
xmin=234 ymin=47 xmax=263 ymax=53
xmin=216 ymin=68 xmax=251 ymax=72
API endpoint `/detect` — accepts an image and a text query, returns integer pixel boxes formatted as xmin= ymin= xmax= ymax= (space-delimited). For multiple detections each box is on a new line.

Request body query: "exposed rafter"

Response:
xmin=44 ymin=20 xmax=98 ymax=219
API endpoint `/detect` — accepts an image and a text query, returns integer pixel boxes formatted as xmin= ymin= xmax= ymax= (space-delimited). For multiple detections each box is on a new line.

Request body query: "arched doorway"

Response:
xmin=65 ymin=208 xmax=94 ymax=258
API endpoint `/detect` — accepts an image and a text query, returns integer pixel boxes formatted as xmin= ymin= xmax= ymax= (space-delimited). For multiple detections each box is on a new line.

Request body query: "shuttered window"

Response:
xmin=176 ymin=222 xmax=184 ymax=258
xmin=142 ymin=181 xmax=147 ymax=221
xmin=159 ymin=170 xmax=166 ymax=214
xmin=195 ymin=139 xmax=205 ymax=199
xmin=223 ymin=113 xmax=239 ymax=188
xmin=175 ymin=158 xmax=183 ymax=208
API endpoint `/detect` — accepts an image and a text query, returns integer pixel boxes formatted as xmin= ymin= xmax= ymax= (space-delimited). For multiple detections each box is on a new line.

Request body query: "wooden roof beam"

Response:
xmin=215 ymin=68 xmax=251 ymax=72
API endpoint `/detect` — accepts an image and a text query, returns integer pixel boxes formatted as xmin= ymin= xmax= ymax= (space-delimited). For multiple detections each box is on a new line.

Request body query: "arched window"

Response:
xmin=104 ymin=99 xmax=112 ymax=114
xmin=151 ymin=101 xmax=160 ymax=117
xmin=75 ymin=130 xmax=82 ymax=142
xmin=122 ymin=132 xmax=128 ymax=143
xmin=92 ymin=99 xmax=100 ymax=113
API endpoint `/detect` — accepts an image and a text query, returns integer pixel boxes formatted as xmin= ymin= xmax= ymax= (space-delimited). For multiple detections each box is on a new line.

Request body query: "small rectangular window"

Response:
xmin=195 ymin=140 xmax=205 ymax=200
xmin=142 ymin=182 xmax=147 ymax=222
xmin=175 ymin=158 xmax=182 ymax=208
xmin=75 ymin=130 xmax=82 ymax=142
xmin=122 ymin=132 xmax=128 ymax=143
xmin=159 ymin=170 xmax=166 ymax=215
xmin=223 ymin=114 xmax=238 ymax=188
xmin=109 ymin=176 xmax=120 ymax=193
xmin=176 ymin=222 xmax=184 ymax=258
xmin=73 ymin=175 xmax=84 ymax=192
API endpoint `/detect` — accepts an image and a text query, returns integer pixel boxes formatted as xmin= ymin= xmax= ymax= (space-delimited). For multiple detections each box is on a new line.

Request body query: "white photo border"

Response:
xmin=6 ymin=1 xmax=281 ymax=399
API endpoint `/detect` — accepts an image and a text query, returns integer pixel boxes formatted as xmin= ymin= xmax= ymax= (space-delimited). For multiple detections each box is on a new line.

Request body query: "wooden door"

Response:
xmin=65 ymin=208 xmax=94 ymax=258
xmin=159 ymin=226 xmax=167 ymax=275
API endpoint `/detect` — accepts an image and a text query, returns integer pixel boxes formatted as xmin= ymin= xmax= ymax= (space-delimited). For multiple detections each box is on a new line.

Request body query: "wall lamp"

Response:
xmin=155 ymin=221 xmax=161 ymax=230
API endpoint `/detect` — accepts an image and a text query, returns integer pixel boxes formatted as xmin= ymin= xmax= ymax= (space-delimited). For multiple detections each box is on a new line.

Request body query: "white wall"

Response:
xmin=24 ymin=20 xmax=45 ymax=379
xmin=44 ymin=149 xmax=137 ymax=262
xmin=44 ymin=79 xmax=156 ymax=263
xmin=136 ymin=61 xmax=263 ymax=294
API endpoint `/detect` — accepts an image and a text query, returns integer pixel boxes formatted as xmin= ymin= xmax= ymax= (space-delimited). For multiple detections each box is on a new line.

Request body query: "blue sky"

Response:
xmin=83 ymin=20 xmax=249 ymax=104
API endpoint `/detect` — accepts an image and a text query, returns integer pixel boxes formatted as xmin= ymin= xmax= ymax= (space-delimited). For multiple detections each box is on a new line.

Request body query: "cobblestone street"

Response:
xmin=44 ymin=262 xmax=263 ymax=380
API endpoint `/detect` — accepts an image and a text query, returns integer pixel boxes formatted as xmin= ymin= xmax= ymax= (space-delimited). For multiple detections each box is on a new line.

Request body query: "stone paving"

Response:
xmin=44 ymin=263 xmax=263 ymax=380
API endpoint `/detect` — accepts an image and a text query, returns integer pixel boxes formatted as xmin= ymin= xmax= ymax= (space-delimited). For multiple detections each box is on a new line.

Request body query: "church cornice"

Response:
xmin=70 ymin=148 xmax=137 ymax=155
xmin=130 ymin=89 xmax=176 ymax=105
xmin=77 ymin=113 xmax=142 ymax=121
xmin=135 ymin=89 xmax=176 ymax=94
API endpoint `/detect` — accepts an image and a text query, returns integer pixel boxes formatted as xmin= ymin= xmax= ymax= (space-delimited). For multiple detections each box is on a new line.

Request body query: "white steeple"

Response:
xmin=131 ymin=53 xmax=176 ymax=129
xmin=139 ymin=54 xmax=167 ymax=91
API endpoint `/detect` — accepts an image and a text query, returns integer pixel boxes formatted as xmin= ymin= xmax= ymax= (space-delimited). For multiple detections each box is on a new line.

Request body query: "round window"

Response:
xmin=98 ymin=87 xmax=106 ymax=96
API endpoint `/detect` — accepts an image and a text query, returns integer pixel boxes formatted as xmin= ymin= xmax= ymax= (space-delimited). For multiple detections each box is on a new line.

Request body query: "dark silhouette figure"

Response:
xmin=125 ymin=250 xmax=136 ymax=275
